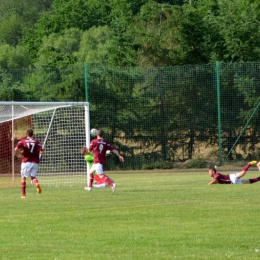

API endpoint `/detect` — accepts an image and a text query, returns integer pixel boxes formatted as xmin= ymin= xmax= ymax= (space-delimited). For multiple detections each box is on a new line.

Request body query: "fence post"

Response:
xmin=225 ymin=100 xmax=260 ymax=161
xmin=216 ymin=61 xmax=222 ymax=165
xmin=84 ymin=64 xmax=88 ymax=102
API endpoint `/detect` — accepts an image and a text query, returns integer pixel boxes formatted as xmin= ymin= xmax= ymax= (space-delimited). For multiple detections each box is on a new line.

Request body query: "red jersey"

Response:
xmin=16 ymin=137 xmax=43 ymax=163
xmin=213 ymin=172 xmax=231 ymax=184
xmin=88 ymin=138 xmax=114 ymax=165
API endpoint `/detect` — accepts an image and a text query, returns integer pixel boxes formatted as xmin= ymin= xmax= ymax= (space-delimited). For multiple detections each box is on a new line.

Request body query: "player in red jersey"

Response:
xmin=81 ymin=146 xmax=118 ymax=189
xmin=208 ymin=161 xmax=260 ymax=185
xmin=84 ymin=129 xmax=124 ymax=192
xmin=14 ymin=129 xmax=44 ymax=198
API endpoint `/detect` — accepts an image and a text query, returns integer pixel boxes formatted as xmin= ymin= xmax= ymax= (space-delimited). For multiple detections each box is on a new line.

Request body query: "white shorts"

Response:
xmin=90 ymin=163 xmax=104 ymax=175
xmin=229 ymin=173 xmax=243 ymax=184
xmin=21 ymin=162 xmax=39 ymax=178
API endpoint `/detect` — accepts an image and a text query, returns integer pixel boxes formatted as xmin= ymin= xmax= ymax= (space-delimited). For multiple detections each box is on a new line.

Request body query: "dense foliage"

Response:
xmin=0 ymin=0 xmax=259 ymax=70
xmin=0 ymin=0 xmax=260 ymax=164
xmin=0 ymin=0 xmax=260 ymax=100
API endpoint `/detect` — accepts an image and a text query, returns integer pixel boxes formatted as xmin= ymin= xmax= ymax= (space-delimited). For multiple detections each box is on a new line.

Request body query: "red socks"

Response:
xmin=249 ymin=177 xmax=260 ymax=184
xmin=242 ymin=164 xmax=251 ymax=171
xmin=88 ymin=173 xmax=94 ymax=187
xmin=32 ymin=178 xmax=38 ymax=185
xmin=103 ymin=176 xmax=114 ymax=187
xmin=21 ymin=181 xmax=26 ymax=196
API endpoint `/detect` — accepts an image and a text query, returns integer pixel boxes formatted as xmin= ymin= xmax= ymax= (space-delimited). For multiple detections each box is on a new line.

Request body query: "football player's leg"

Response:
xmin=93 ymin=174 xmax=107 ymax=188
xmin=236 ymin=162 xmax=256 ymax=179
xmin=88 ymin=165 xmax=96 ymax=187
xmin=31 ymin=163 xmax=41 ymax=193
xmin=102 ymin=174 xmax=116 ymax=192
xmin=20 ymin=162 xmax=28 ymax=198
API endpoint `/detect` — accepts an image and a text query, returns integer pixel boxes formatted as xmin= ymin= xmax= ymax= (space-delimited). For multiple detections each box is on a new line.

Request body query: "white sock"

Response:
xmin=93 ymin=184 xmax=106 ymax=188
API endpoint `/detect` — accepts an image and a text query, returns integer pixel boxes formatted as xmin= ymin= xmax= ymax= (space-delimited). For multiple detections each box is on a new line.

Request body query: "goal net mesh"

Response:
xmin=0 ymin=103 xmax=89 ymax=187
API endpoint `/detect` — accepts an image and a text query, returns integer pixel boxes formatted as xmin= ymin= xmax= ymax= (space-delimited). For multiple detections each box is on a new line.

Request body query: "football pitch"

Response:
xmin=1 ymin=171 xmax=260 ymax=260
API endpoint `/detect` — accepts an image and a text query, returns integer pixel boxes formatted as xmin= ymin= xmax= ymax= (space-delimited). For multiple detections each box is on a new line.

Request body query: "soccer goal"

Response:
xmin=0 ymin=101 xmax=90 ymax=187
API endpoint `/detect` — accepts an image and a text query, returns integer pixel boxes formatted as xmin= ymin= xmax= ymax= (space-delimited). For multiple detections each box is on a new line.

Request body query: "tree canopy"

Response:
xmin=0 ymin=0 xmax=258 ymax=68
xmin=0 ymin=0 xmax=260 ymax=164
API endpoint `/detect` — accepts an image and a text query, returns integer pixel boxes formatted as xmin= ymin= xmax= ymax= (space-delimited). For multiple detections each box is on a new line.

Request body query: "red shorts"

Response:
xmin=94 ymin=174 xmax=114 ymax=184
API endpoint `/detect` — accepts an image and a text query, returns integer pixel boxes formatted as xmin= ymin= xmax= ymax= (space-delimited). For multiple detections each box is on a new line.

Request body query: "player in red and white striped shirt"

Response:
xmin=208 ymin=161 xmax=260 ymax=185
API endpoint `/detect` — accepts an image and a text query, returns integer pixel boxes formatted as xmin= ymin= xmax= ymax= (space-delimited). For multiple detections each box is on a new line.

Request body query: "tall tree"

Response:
xmin=0 ymin=0 xmax=53 ymax=47
xmin=35 ymin=28 xmax=83 ymax=68
xmin=0 ymin=0 xmax=52 ymax=24
xmin=76 ymin=26 xmax=111 ymax=64
xmin=105 ymin=0 xmax=142 ymax=66
xmin=0 ymin=45 xmax=31 ymax=69
xmin=200 ymin=0 xmax=260 ymax=62
xmin=0 ymin=14 xmax=24 ymax=46
xmin=23 ymin=0 xmax=110 ymax=61
xmin=133 ymin=2 xmax=185 ymax=66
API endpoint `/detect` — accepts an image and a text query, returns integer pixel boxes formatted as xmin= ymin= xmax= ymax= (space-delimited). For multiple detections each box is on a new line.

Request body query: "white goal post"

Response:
xmin=0 ymin=101 xmax=90 ymax=186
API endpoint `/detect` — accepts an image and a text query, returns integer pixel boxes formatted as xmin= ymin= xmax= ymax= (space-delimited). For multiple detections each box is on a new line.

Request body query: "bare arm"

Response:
xmin=208 ymin=179 xmax=218 ymax=185
xmin=14 ymin=147 xmax=19 ymax=156
xmin=14 ymin=147 xmax=24 ymax=158
xmin=112 ymin=149 xmax=124 ymax=162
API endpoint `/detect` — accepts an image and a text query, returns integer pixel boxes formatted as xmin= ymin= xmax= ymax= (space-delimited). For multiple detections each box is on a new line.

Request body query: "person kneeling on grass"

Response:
xmin=80 ymin=146 xmax=116 ymax=190
xmin=208 ymin=161 xmax=260 ymax=185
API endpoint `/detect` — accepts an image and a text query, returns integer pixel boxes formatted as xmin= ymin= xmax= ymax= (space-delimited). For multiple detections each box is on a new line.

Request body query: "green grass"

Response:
xmin=1 ymin=171 xmax=260 ymax=260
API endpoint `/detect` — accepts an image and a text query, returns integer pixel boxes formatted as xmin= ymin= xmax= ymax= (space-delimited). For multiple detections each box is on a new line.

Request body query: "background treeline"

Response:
xmin=0 ymin=0 xmax=260 ymax=70
xmin=1 ymin=0 xmax=260 ymax=102
xmin=1 ymin=0 xmax=260 ymax=168
xmin=2 ymin=63 xmax=260 ymax=170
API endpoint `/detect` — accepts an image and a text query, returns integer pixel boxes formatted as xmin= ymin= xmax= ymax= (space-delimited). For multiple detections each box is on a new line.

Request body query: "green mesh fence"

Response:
xmin=87 ymin=64 xmax=217 ymax=170
xmin=1 ymin=62 xmax=260 ymax=170
xmin=217 ymin=62 xmax=260 ymax=163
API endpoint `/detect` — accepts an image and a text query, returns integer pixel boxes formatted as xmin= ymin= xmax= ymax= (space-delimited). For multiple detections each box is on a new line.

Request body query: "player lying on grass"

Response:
xmin=208 ymin=161 xmax=260 ymax=185
xmin=80 ymin=146 xmax=116 ymax=189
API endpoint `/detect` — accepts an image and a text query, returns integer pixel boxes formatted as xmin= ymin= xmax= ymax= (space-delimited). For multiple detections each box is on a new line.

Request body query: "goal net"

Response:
xmin=0 ymin=102 xmax=90 ymax=187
